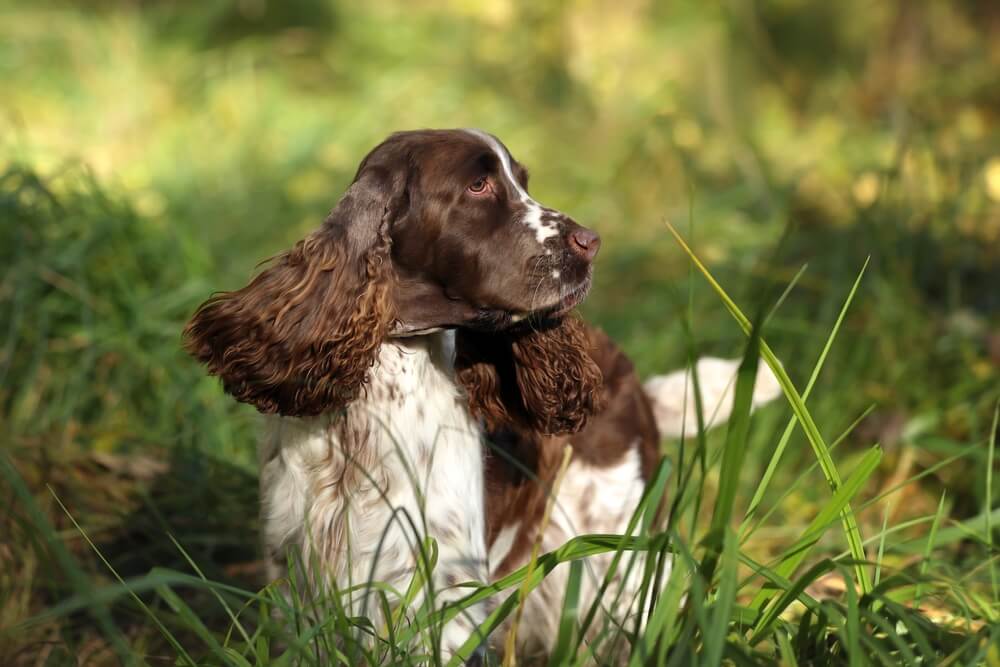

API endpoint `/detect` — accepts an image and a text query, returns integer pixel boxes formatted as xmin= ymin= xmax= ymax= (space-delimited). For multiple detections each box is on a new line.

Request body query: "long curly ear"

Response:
xmin=456 ymin=316 xmax=605 ymax=435
xmin=183 ymin=168 xmax=402 ymax=416
xmin=455 ymin=330 xmax=518 ymax=431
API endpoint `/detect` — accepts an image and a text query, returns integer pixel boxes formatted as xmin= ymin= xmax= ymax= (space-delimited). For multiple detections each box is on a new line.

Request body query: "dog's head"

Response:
xmin=184 ymin=129 xmax=603 ymax=428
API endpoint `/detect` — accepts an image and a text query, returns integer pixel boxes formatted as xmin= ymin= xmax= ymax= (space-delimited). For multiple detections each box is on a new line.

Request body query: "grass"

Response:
xmin=2 ymin=0 xmax=999 ymax=664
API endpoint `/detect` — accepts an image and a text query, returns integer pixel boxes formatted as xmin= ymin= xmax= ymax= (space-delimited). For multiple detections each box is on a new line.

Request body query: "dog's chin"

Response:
xmin=467 ymin=276 xmax=592 ymax=333
xmin=544 ymin=276 xmax=593 ymax=318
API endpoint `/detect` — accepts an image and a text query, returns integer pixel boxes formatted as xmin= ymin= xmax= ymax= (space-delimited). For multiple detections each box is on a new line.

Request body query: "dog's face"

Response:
xmin=370 ymin=129 xmax=600 ymax=332
xmin=183 ymin=128 xmax=604 ymax=421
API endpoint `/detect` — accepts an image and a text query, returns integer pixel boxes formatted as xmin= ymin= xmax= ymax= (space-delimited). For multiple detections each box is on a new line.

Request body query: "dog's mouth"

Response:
xmin=467 ymin=274 xmax=593 ymax=332
xmin=515 ymin=274 xmax=593 ymax=326
xmin=541 ymin=275 xmax=592 ymax=318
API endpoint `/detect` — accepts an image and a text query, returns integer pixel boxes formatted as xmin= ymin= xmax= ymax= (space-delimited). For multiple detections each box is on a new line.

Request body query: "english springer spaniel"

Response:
xmin=183 ymin=128 xmax=780 ymax=663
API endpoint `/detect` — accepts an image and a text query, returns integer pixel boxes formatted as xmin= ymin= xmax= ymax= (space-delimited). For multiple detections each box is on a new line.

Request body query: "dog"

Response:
xmin=184 ymin=128 xmax=607 ymax=661
xmin=183 ymin=128 xmax=781 ymax=663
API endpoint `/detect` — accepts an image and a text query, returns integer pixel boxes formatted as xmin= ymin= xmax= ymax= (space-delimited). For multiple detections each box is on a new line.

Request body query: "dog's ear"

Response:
xmin=183 ymin=165 xmax=405 ymax=416
xmin=456 ymin=316 xmax=605 ymax=435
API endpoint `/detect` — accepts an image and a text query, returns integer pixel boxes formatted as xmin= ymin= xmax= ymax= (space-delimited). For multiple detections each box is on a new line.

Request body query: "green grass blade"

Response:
xmin=428 ymin=533 xmax=653 ymax=660
xmin=744 ymin=257 xmax=870 ymax=524
xmin=915 ymin=491 xmax=947 ymax=609
xmin=168 ymin=533 xmax=255 ymax=652
xmin=749 ymin=559 xmax=839 ymax=645
xmin=749 ymin=445 xmax=882 ymax=628
xmin=666 ymin=221 xmax=872 ymax=594
xmin=874 ymin=503 xmax=891 ymax=590
xmin=155 ymin=583 xmax=232 ymax=663
xmin=987 ymin=401 xmax=999 ymax=602
xmin=843 ymin=567 xmax=862 ymax=667
xmin=708 ymin=327 xmax=761 ymax=541
xmin=548 ymin=560 xmax=583 ymax=667
xmin=45 ymin=485 xmax=195 ymax=666
xmin=878 ymin=597 xmax=935 ymax=659
xmin=574 ymin=458 xmax=672 ymax=652
xmin=738 ymin=554 xmax=823 ymax=618
xmin=629 ymin=540 xmax=689 ymax=667
xmin=893 ymin=505 xmax=1000 ymax=554
xmin=858 ymin=605 xmax=918 ymax=664
xmin=742 ymin=405 xmax=875 ymax=544
xmin=223 ymin=648 xmax=255 ymax=667
xmin=0 ymin=455 xmax=134 ymax=665
xmin=699 ymin=324 xmax=761 ymax=600
xmin=256 ymin=594 xmax=271 ymax=665
xmin=701 ymin=527 xmax=739 ymax=667
xmin=776 ymin=629 xmax=799 ymax=667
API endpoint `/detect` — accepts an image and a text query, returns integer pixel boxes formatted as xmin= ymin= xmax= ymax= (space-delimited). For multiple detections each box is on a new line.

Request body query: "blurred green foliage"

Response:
xmin=1 ymin=0 xmax=999 ymax=662
xmin=3 ymin=0 xmax=997 ymax=456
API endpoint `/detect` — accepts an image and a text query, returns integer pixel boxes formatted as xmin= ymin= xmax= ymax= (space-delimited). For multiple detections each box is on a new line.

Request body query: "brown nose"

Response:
xmin=569 ymin=228 xmax=601 ymax=261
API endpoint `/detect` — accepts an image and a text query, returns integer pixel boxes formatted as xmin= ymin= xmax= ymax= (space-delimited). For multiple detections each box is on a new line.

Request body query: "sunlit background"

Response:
xmin=2 ymin=0 xmax=999 ymax=662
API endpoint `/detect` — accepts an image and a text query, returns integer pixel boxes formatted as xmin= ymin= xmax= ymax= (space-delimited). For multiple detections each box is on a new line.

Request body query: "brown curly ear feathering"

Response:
xmin=455 ymin=316 xmax=607 ymax=436
xmin=182 ymin=174 xmax=399 ymax=417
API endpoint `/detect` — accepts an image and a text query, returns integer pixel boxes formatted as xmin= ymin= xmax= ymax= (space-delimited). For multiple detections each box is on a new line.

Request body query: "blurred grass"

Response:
xmin=1 ymin=0 xmax=999 ymax=663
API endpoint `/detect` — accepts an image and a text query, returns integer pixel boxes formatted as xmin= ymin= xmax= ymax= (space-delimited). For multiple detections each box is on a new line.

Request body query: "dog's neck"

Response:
xmin=389 ymin=324 xmax=445 ymax=337
xmin=383 ymin=329 xmax=457 ymax=376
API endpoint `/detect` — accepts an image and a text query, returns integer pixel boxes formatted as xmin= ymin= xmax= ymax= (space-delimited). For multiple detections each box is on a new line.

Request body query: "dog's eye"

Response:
xmin=468 ymin=177 xmax=489 ymax=195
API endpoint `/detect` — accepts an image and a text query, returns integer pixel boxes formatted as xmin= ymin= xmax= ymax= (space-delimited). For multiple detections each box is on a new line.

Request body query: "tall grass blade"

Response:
xmin=155 ymin=583 xmax=231 ymax=663
xmin=744 ymin=258 xmax=870 ymax=524
xmin=548 ymin=560 xmax=583 ymax=666
xmin=701 ymin=527 xmax=739 ymax=667
xmin=0 ymin=455 xmax=131 ymax=664
xmin=742 ymin=405 xmax=874 ymax=543
xmin=169 ymin=533 xmax=255 ymax=651
xmin=665 ymin=220 xmax=872 ymax=594
xmin=503 ymin=444 xmax=573 ymax=665
xmin=987 ymin=401 xmax=999 ymax=602
xmin=843 ymin=566 xmax=862 ymax=667
xmin=573 ymin=458 xmax=672 ymax=655
xmin=749 ymin=445 xmax=882 ymax=633
xmin=874 ymin=503 xmax=891 ymax=590
xmin=776 ymin=629 xmax=799 ymax=667
xmin=749 ymin=558 xmax=838 ymax=645
xmin=701 ymin=322 xmax=761 ymax=589
xmin=45 ymin=484 xmax=194 ymax=666
xmin=915 ymin=491 xmax=947 ymax=609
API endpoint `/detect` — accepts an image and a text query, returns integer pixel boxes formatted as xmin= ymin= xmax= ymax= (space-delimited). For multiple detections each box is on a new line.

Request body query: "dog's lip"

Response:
xmin=499 ymin=273 xmax=593 ymax=328
xmin=528 ymin=275 xmax=593 ymax=320
xmin=554 ymin=278 xmax=592 ymax=313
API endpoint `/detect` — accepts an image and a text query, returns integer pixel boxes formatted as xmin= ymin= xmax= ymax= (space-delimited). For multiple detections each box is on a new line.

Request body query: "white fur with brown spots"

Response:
xmin=258 ymin=331 xmax=489 ymax=660
xmin=490 ymin=357 xmax=782 ymax=662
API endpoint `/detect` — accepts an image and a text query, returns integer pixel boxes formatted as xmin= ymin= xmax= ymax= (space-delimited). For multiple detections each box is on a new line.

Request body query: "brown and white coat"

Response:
xmin=463 ymin=325 xmax=780 ymax=663
xmin=183 ymin=128 xmax=781 ymax=663
xmin=184 ymin=129 xmax=604 ymax=661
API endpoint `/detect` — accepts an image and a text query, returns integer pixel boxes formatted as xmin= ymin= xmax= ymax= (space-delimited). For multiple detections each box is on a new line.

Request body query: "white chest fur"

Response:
xmin=257 ymin=331 xmax=487 ymax=654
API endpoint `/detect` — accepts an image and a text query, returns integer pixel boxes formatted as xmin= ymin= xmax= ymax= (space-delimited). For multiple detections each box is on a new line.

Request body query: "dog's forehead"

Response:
xmin=461 ymin=128 xmax=519 ymax=168
xmin=438 ymin=129 xmax=519 ymax=168
xmin=371 ymin=129 xmax=524 ymax=180
xmin=386 ymin=130 xmax=525 ymax=190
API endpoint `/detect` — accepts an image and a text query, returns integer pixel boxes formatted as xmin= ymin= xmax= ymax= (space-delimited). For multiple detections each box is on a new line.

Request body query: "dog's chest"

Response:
xmin=258 ymin=332 xmax=486 ymax=586
xmin=361 ymin=336 xmax=486 ymax=516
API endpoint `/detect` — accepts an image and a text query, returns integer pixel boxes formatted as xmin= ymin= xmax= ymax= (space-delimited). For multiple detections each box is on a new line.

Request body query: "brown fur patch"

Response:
xmin=455 ymin=315 xmax=605 ymax=436
xmin=478 ymin=325 xmax=662 ymax=576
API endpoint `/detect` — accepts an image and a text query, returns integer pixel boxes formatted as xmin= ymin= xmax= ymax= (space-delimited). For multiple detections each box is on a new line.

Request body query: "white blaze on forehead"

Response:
xmin=464 ymin=129 xmax=559 ymax=244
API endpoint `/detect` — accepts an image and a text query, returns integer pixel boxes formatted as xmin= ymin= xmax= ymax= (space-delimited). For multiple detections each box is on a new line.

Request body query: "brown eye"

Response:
xmin=468 ymin=176 xmax=489 ymax=194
